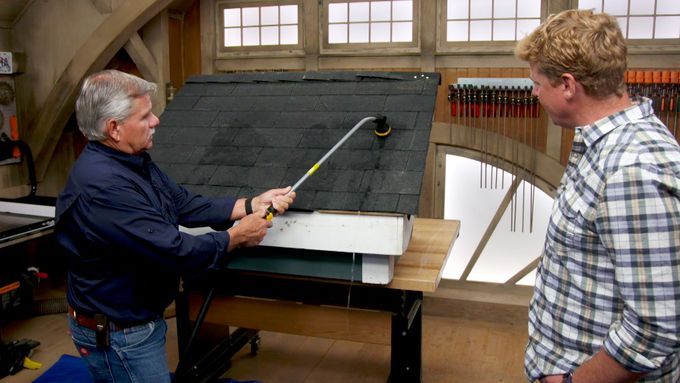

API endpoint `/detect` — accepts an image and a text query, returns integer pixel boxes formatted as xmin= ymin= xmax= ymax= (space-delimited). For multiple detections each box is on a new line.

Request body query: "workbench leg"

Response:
xmin=175 ymin=283 xmax=190 ymax=361
xmin=389 ymin=291 xmax=422 ymax=383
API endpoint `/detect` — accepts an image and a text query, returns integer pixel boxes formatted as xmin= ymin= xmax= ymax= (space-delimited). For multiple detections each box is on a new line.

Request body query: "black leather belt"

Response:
xmin=68 ymin=305 xmax=125 ymax=332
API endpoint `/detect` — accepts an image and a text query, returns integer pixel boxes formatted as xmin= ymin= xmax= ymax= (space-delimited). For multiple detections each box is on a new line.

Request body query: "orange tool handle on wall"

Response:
xmin=10 ymin=115 xmax=20 ymax=158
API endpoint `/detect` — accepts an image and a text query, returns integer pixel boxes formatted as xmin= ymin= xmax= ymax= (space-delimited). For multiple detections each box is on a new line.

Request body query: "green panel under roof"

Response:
xmin=227 ymin=246 xmax=363 ymax=281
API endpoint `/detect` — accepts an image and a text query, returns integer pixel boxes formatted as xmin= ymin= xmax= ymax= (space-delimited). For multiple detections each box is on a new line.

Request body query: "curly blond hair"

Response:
xmin=515 ymin=9 xmax=627 ymax=98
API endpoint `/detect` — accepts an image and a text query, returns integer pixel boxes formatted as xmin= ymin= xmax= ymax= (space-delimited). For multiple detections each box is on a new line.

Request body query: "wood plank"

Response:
xmin=191 ymin=295 xmax=391 ymax=345
xmin=124 ymin=32 xmax=159 ymax=83
xmin=388 ymin=218 xmax=460 ymax=292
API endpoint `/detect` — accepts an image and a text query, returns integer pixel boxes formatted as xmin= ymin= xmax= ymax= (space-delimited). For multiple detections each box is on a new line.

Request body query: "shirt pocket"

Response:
xmin=557 ymin=181 xmax=598 ymax=246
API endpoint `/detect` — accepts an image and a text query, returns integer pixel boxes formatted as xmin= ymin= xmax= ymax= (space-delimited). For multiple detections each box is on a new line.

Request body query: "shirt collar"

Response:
xmin=576 ymin=96 xmax=653 ymax=148
xmin=88 ymin=141 xmax=151 ymax=168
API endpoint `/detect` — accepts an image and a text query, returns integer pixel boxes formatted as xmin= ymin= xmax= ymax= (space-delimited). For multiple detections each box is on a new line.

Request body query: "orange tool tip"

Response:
xmin=653 ymin=71 xmax=662 ymax=83
xmin=672 ymin=72 xmax=680 ymax=84
xmin=635 ymin=71 xmax=644 ymax=83
xmin=644 ymin=71 xmax=653 ymax=84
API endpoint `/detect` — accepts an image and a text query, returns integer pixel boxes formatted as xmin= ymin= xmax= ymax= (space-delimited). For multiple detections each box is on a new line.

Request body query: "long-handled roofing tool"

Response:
xmin=265 ymin=114 xmax=391 ymax=220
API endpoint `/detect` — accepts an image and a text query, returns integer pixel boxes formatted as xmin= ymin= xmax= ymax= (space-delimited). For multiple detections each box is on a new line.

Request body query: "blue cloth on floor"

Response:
xmin=33 ymin=354 xmax=92 ymax=383
xmin=32 ymin=354 xmax=259 ymax=383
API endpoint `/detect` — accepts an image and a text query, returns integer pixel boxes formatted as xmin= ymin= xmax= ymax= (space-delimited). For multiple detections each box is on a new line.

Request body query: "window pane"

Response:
xmin=349 ymin=22 xmax=369 ymax=42
xmin=470 ymin=0 xmax=492 ymax=19
xmin=224 ymin=28 xmax=241 ymax=46
xmin=494 ymin=0 xmax=516 ymax=18
xmin=392 ymin=0 xmax=412 ymax=21
xmin=280 ymin=25 xmax=298 ymax=44
xmin=629 ymin=0 xmax=653 ymax=15
xmin=493 ymin=19 xmax=515 ymax=40
xmin=517 ymin=0 xmax=540 ymax=18
xmin=603 ymin=0 xmax=627 ymax=16
xmin=242 ymin=26 xmax=259 ymax=45
xmin=224 ymin=9 xmax=241 ymax=27
xmin=517 ymin=18 xmax=540 ymax=38
xmin=392 ymin=21 xmax=412 ymax=41
xmin=261 ymin=26 xmax=278 ymax=45
xmin=349 ymin=2 xmax=370 ymax=22
xmin=371 ymin=1 xmax=391 ymax=21
xmin=657 ymin=0 xmax=680 ymax=14
xmin=329 ymin=3 xmax=348 ymax=22
xmin=628 ymin=16 xmax=654 ymax=38
xmin=280 ymin=5 xmax=298 ymax=24
xmin=328 ymin=23 xmax=348 ymax=43
xmin=261 ymin=6 xmax=278 ymax=25
xmin=443 ymin=155 xmax=553 ymax=285
xmin=655 ymin=16 xmax=680 ymax=38
xmin=242 ymin=7 xmax=259 ymax=26
xmin=470 ymin=19 xmax=492 ymax=40
xmin=448 ymin=0 xmax=469 ymax=19
xmin=447 ymin=20 xmax=469 ymax=41
xmin=578 ymin=0 xmax=602 ymax=12
xmin=371 ymin=22 xmax=391 ymax=41
xmin=616 ymin=17 xmax=627 ymax=36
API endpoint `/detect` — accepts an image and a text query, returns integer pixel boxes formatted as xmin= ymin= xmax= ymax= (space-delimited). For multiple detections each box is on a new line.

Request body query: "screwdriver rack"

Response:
xmin=447 ymin=79 xmax=541 ymax=232
xmin=625 ymin=70 xmax=679 ymax=140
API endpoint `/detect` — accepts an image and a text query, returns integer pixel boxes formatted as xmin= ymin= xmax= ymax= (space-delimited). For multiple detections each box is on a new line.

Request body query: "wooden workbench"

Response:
xmin=174 ymin=218 xmax=460 ymax=383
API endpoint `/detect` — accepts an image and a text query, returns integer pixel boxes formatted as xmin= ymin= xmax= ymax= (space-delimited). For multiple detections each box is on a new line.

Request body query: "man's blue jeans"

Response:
xmin=68 ymin=315 xmax=171 ymax=383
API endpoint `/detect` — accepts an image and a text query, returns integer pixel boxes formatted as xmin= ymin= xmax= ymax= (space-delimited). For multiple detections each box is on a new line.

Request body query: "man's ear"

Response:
xmin=561 ymin=73 xmax=577 ymax=100
xmin=105 ymin=119 xmax=121 ymax=142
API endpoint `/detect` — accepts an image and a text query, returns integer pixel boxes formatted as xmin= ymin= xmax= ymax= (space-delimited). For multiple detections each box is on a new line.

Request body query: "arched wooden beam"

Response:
xmin=28 ymin=0 xmax=172 ymax=181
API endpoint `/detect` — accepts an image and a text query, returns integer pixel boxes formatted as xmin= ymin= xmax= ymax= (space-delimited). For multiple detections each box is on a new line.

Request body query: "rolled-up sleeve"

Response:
xmin=599 ymin=165 xmax=680 ymax=372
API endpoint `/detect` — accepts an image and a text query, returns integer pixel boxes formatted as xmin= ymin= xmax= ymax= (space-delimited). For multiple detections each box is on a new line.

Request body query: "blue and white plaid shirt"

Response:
xmin=525 ymin=98 xmax=680 ymax=382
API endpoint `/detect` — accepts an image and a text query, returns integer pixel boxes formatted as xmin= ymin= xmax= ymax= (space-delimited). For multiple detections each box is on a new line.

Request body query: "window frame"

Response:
xmin=320 ymin=0 xmax=421 ymax=55
xmin=570 ymin=0 xmax=680 ymax=54
xmin=575 ymin=0 xmax=680 ymax=40
xmin=436 ymin=0 xmax=546 ymax=54
xmin=216 ymin=0 xmax=305 ymax=58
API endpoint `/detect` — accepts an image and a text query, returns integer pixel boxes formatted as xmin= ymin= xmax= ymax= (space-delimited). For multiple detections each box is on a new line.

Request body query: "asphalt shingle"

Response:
xmin=154 ymin=71 xmax=440 ymax=215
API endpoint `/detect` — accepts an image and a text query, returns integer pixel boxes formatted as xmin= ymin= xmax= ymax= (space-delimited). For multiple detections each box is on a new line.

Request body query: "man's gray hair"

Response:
xmin=75 ymin=70 xmax=157 ymax=141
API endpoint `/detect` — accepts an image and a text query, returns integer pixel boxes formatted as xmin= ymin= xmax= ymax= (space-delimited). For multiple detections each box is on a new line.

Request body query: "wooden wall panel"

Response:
xmin=182 ymin=1 xmax=201 ymax=83
xmin=168 ymin=0 xmax=200 ymax=91
xmin=168 ymin=15 xmax=183 ymax=89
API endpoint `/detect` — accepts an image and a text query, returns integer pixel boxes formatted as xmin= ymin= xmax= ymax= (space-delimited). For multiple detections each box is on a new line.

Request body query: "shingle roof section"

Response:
xmin=153 ymin=71 xmax=440 ymax=215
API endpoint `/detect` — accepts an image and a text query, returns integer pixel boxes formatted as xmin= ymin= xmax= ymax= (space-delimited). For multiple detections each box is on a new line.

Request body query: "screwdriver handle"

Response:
xmin=265 ymin=204 xmax=277 ymax=221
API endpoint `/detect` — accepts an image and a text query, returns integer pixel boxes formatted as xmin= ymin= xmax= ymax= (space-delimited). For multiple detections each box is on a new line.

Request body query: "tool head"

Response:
xmin=372 ymin=115 xmax=391 ymax=137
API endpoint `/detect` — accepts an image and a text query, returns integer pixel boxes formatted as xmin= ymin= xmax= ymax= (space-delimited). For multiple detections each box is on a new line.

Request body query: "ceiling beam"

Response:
xmin=124 ymin=32 xmax=160 ymax=83
xmin=27 ymin=0 xmax=172 ymax=181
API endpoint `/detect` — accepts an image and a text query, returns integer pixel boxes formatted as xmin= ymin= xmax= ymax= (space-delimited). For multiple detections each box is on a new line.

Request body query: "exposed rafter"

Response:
xmin=27 ymin=0 xmax=171 ymax=181
xmin=124 ymin=32 xmax=160 ymax=83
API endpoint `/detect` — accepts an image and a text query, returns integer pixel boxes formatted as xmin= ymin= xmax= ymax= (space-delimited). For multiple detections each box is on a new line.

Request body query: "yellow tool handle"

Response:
xmin=23 ymin=356 xmax=42 ymax=370
xmin=265 ymin=205 xmax=276 ymax=221
xmin=307 ymin=163 xmax=320 ymax=176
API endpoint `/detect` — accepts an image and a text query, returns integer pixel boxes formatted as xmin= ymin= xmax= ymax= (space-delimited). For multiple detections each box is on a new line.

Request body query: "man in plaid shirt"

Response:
xmin=515 ymin=9 xmax=680 ymax=383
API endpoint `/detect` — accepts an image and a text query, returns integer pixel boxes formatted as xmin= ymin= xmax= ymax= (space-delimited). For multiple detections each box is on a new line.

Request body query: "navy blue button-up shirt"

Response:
xmin=56 ymin=142 xmax=236 ymax=325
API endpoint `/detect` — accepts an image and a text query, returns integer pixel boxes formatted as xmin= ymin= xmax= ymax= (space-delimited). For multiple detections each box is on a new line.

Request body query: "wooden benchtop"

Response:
xmin=388 ymin=218 xmax=460 ymax=293
xmin=219 ymin=217 xmax=460 ymax=294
